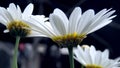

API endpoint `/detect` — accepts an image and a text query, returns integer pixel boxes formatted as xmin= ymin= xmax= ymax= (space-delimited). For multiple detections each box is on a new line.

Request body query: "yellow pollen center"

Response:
xmin=7 ymin=20 xmax=31 ymax=37
xmin=52 ymin=32 xmax=86 ymax=47
xmin=85 ymin=64 xmax=102 ymax=68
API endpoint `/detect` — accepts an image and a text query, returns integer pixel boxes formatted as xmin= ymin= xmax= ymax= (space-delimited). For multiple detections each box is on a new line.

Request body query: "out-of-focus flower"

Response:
xmin=0 ymin=3 xmax=48 ymax=37
xmin=74 ymin=45 xmax=120 ymax=68
xmin=26 ymin=7 xmax=116 ymax=47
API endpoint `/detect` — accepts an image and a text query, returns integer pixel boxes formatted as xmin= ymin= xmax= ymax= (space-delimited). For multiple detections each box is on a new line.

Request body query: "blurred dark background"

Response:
xmin=0 ymin=0 xmax=120 ymax=68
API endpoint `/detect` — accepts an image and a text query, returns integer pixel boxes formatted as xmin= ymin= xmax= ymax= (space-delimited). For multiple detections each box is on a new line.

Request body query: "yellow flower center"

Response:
xmin=7 ymin=20 xmax=31 ymax=37
xmin=85 ymin=64 xmax=102 ymax=68
xmin=52 ymin=32 xmax=86 ymax=47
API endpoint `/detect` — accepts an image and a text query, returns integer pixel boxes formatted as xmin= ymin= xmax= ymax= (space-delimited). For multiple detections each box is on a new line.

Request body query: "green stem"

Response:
xmin=81 ymin=65 xmax=84 ymax=68
xmin=68 ymin=46 xmax=74 ymax=68
xmin=12 ymin=36 xmax=20 ymax=68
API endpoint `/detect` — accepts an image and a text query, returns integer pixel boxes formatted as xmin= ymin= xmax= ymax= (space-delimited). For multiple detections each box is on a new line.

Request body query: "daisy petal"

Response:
xmin=3 ymin=29 xmax=9 ymax=33
xmin=53 ymin=8 xmax=69 ymax=33
xmin=50 ymin=14 xmax=66 ymax=35
xmin=87 ymin=19 xmax=112 ymax=34
xmin=77 ymin=9 xmax=95 ymax=34
xmin=69 ymin=7 xmax=82 ymax=33
xmin=22 ymin=3 xmax=33 ymax=19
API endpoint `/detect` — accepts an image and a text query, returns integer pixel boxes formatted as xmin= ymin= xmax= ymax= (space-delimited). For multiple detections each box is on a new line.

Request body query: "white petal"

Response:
xmin=87 ymin=19 xmax=112 ymax=34
xmin=22 ymin=3 xmax=33 ymax=19
xmin=87 ymin=9 xmax=108 ymax=25
xmin=84 ymin=46 xmax=92 ymax=64
xmin=29 ymin=16 xmax=56 ymax=36
xmin=0 ymin=7 xmax=13 ymax=22
xmin=74 ymin=56 xmax=87 ymax=66
xmin=69 ymin=7 xmax=82 ymax=33
xmin=103 ymin=59 xmax=112 ymax=68
xmin=77 ymin=9 xmax=95 ymax=34
xmin=53 ymin=8 xmax=69 ymax=33
xmin=74 ymin=45 xmax=89 ymax=65
xmin=25 ymin=19 xmax=55 ymax=37
xmin=3 ymin=29 xmax=9 ymax=33
xmin=31 ymin=15 xmax=48 ymax=23
xmin=50 ymin=14 xmax=66 ymax=35
xmin=89 ymin=45 xmax=96 ymax=64
xmin=115 ymin=57 xmax=120 ymax=62
xmin=100 ymin=49 xmax=109 ymax=65
xmin=7 ymin=3 xmax=19 ymax=19
xmin=86 ymin=10 xmax=115 ymax=34
xmin=17 ymin=5 xmax=22 ymax=19
xmin=87 ymin=9 xmax=111 ymax=26
xmin=0 ymin=16 xmax=8 ymax=25
xmin=60 ymin=48 xmax=69 ymax=55
xmin=101 ymin=10 xmax=116 ymax=20
xmin=27 ymin=30 xmax=48 ymax=37
xmin=95 ymin=51 xmax=102 ymax=65
xmin=35 ymin=15 xmax=49 ymax=21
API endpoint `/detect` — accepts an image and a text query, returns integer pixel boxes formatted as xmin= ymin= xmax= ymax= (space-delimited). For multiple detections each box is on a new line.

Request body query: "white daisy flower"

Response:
xmin=0 ymin=3 xmax=48 ymax=37
xmin=27 ymin=7 xmax=116 ymax=47
xmin=74 ymin=45 xmax=120 ymax=68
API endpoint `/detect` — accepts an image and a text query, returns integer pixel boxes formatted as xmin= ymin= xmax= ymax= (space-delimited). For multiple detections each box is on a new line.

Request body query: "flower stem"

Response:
xmin=81 ymin=65 xmax=84 ymax=68
xmin=68 ymin=46 xmax=74 ymax=68
xmin=12 ymin=36 xmax=20 ymax=68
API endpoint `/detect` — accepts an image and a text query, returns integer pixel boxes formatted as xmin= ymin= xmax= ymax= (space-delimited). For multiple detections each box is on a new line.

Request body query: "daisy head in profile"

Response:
xmin=0 ymin=3 xmax=50 ymax=68
xmin=27 ymin=7 xmax=116 ymax=47
xmin=74 ymin=45 xmax=120 ymax=68
xmin=0 ymin=3 xmax=47 ymax=37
